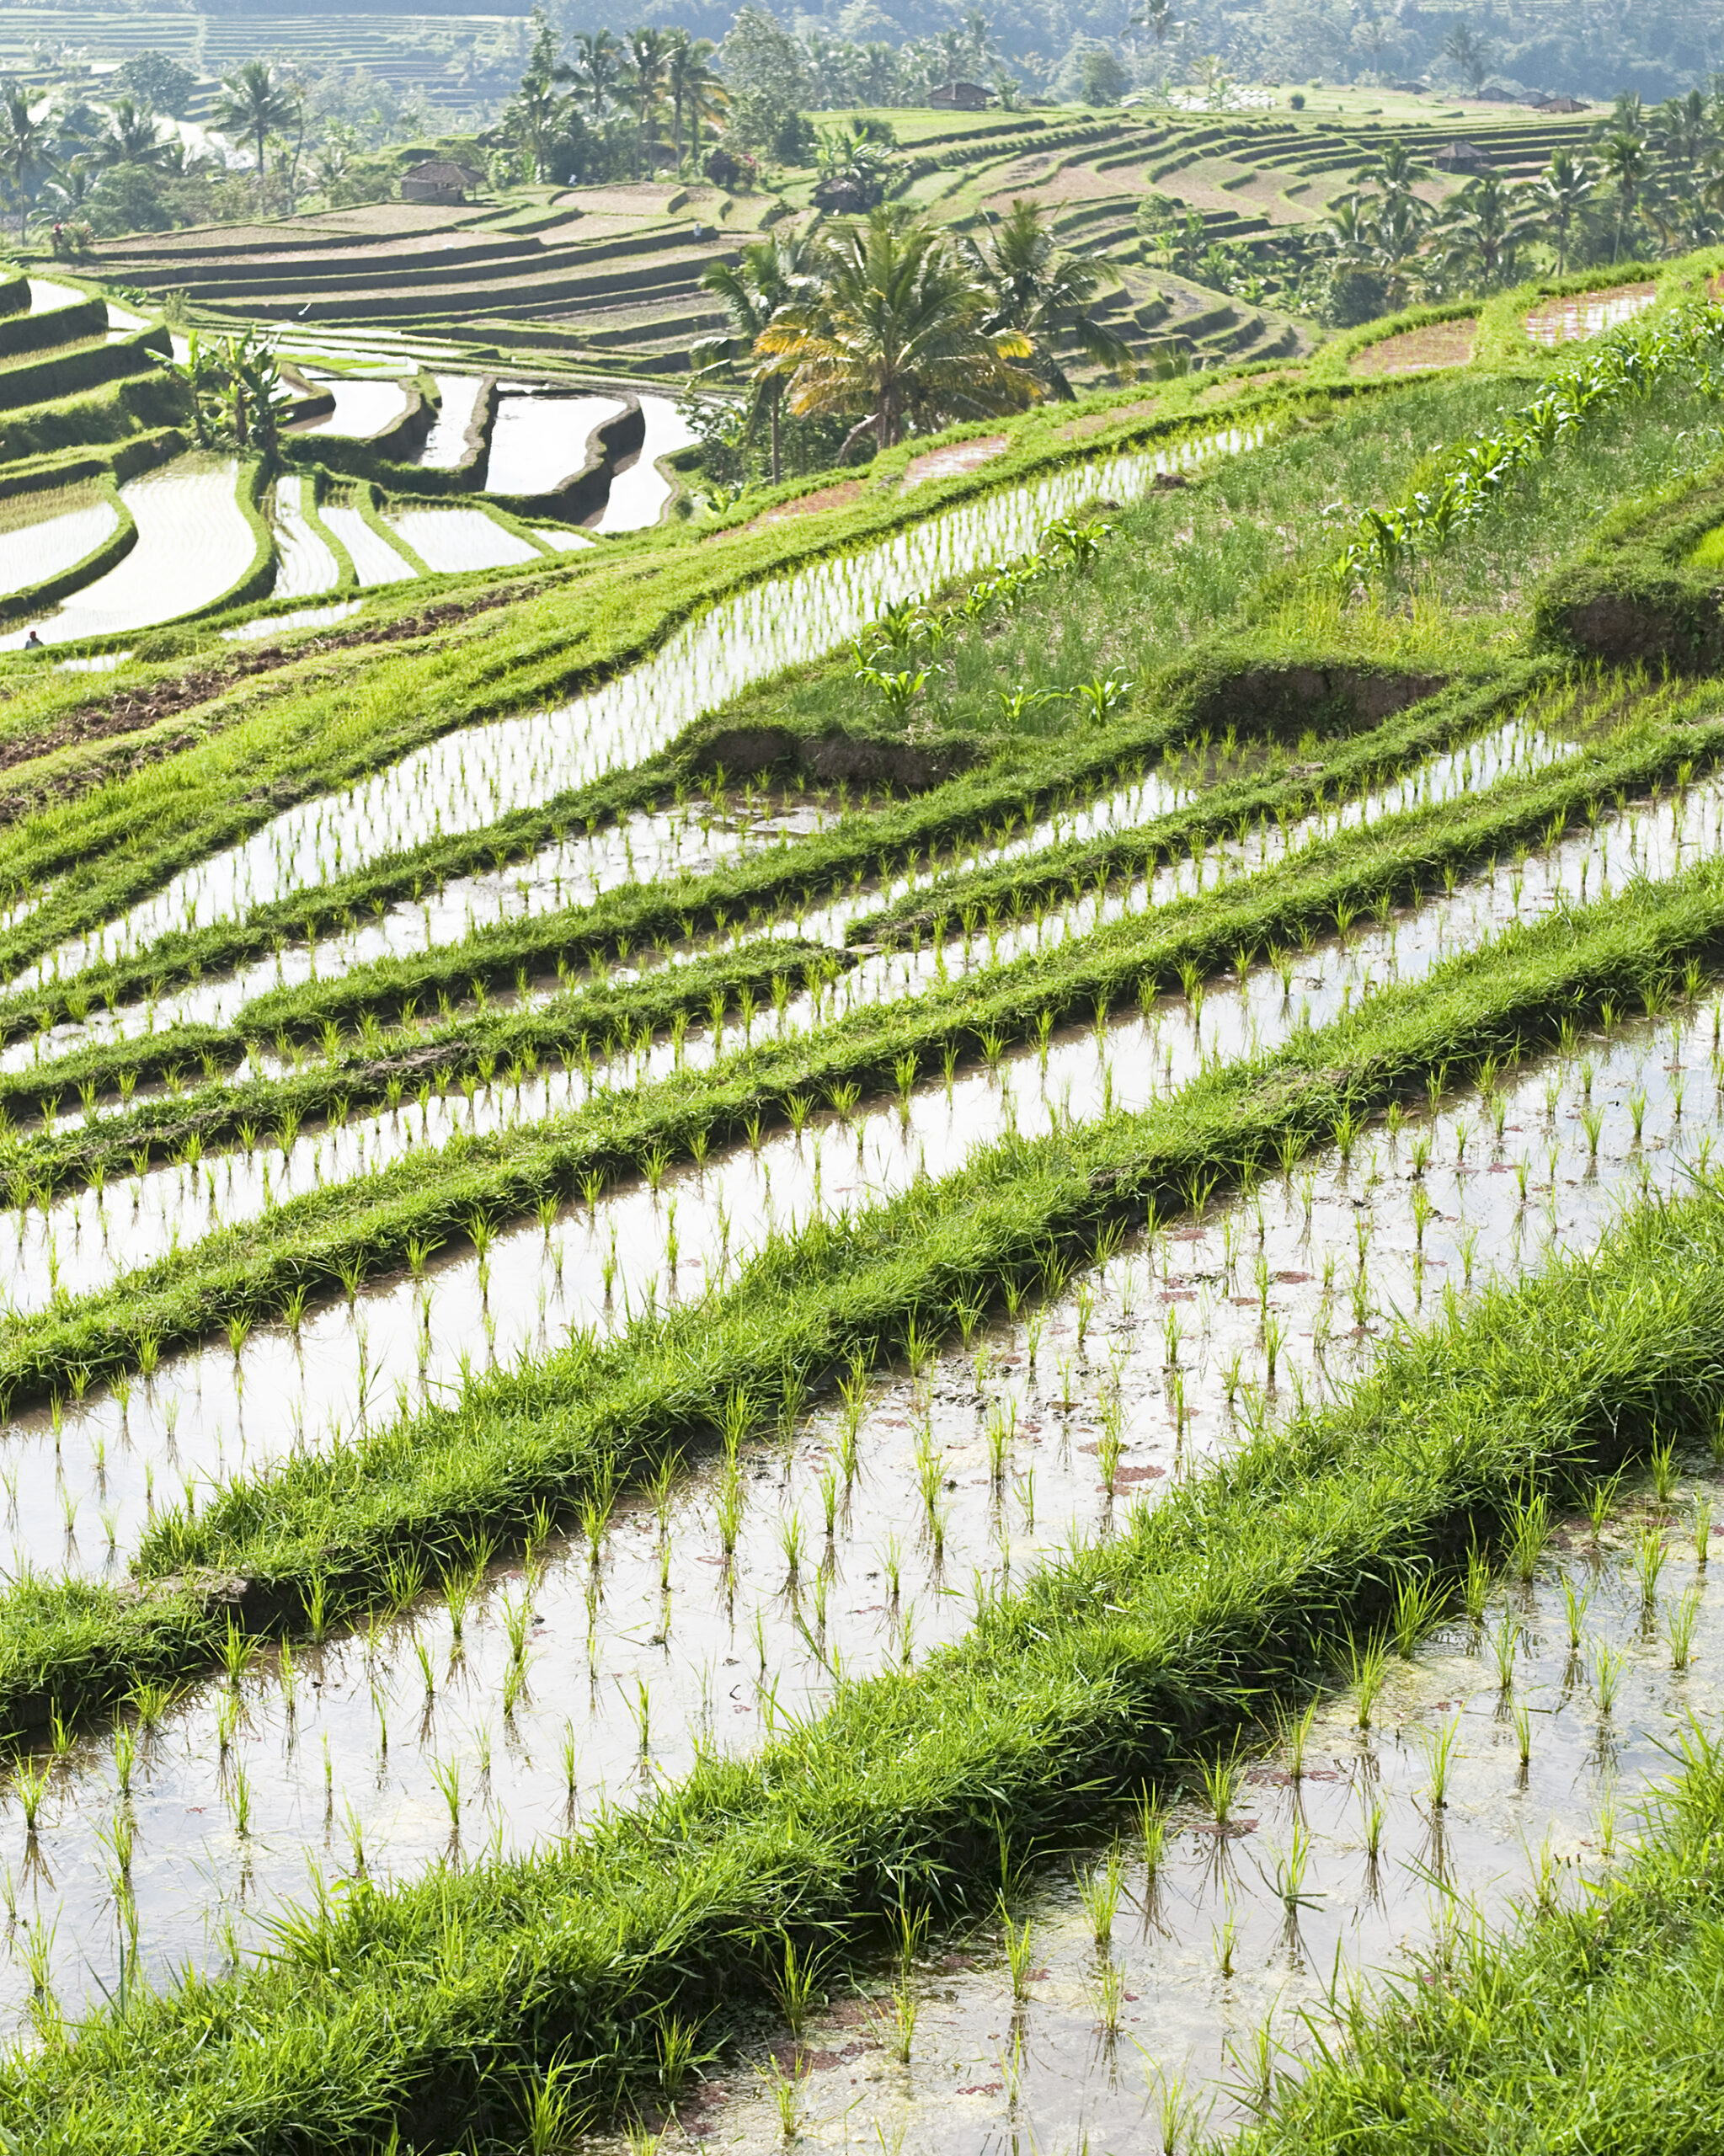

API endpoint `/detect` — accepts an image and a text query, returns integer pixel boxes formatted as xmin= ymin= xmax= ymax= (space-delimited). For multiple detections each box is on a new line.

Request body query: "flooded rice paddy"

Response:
xmin=318 ymin=501 xmax=416 ymax=589
xmin=415 ymin=373 xmax=488 ymax=470
xmin=267 ymin=475 xmax=341 ymax=601
xmin=595 ymin=397 xmax=704 ymax=534
xmin=384 ymin=506 xmax=543 ymax=574
xmin=0 ymin=456 xmax=255 ymax=648
xmin=484 ymin=390 xmax=626 ymax=496
xmin=0 ymin=971 xmax=1717 ymax=2052
xmin=288 ymin=373 xmax=412 ymax=440
xmin=2 ymin=763 xmax=1717 ymax=1579
xmin=35 ymin=421 xmax=1266 ymax=979
xmin=0 ymin=494 xmax=118 ymax=602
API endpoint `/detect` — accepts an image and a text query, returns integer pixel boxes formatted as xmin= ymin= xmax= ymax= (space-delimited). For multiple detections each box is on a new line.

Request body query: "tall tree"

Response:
xmin=0 ymin=88 xmax=55 ymax=241
xmin=1432 ymin=173 xmax=1530 ymax=289
xmin=1597 ymin=126 xmax=1650 ymax=260
xmin=1441 ymin=19 xmax=1489 ymax=93
xmin=570 ymin=29 xmax=624 ymax=123
xmin=694 ymin=227 xmax=815 ymax=481
xmin=214 ymin=60 xmax=296 ymax=201
xmin=95 ymin=94 xmax=172 ymax=169
xmin=622 ymin=26 xmax=670 ymax=176
xmin=756 ymin=207 xmax=1038 ymax=458
xmin=1528 ymin=148 xmax=1599 ymax=276
xmin=964 ymin=198 xmax=1133 ymax=399
xmin=665 ymin=32 xmax=724 ymax=167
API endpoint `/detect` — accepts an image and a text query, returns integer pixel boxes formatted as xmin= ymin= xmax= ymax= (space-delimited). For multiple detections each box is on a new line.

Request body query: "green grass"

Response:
xmin=6 ymin=1166 xmax=1724 ymax=2150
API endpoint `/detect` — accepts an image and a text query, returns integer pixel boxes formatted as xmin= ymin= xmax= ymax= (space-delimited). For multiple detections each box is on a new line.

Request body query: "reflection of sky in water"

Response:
xmin=0 ymin=967 xmax=1716 ymax=2052
xmin=34 ymin=422 xmax=1268 ymax=986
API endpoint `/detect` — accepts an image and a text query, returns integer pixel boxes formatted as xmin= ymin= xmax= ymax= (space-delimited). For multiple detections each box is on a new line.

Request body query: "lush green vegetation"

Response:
xmin=7 ymin=1161 xmax=1724 ymax=2147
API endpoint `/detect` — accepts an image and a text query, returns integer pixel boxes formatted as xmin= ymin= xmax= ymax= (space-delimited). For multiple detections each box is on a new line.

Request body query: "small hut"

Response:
xmin=402 ymin=160 xmax=482 ymax=204
xmin=928 ymin=81 xmax=992 ymax=110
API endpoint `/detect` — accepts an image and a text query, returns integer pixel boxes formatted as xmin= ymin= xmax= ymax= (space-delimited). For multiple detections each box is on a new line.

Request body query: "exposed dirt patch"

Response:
xmin=1059 ymin=397 xmax=1159 ymax=440
xmin=691 ymin=722 xmax=976 ymax=790
xmin=902 ymin=434 xmax=1007 ymax=487
xmin=745 ymin=481 xmax=864 ymax=531
xmin=1350 ymin=317 xmax=1478 ymax=376
xmin=0 ymin=575 xmax=563 ymax=827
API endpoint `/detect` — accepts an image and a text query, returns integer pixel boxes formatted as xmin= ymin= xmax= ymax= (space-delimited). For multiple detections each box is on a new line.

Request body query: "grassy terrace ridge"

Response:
xmin=0 ymin=679 xmax=1711 ymax=1212
xmin=4 ymin=1171 xmax=1721 ymax=2150
xmin=1 ymin=846 xmax=1722 ymax=1732
xmin=1237 ymin=1723 xmax=1724 ymax=2153
xmin=0 ymin=370 xmax=1311 ymax=976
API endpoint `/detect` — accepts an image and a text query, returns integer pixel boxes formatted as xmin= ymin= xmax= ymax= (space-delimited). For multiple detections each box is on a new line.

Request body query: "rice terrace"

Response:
xmin=2 ymin=0 xmax=1724 ymax=2148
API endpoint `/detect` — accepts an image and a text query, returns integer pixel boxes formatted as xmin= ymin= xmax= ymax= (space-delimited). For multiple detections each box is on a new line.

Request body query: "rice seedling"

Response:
xmin=1668 ymin=1588 xmax=1702 ymax=1670
xmin=1631 ymin=1525 xmax=1669 ymax=1608
xmin=1077 ymin=1845 xmax=1125 ymax=1947
xmin=1000 ymin=1898 xmax=1037 ymax=2003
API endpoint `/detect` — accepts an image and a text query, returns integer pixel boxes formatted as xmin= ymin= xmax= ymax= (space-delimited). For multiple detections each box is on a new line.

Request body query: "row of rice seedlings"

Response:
xmin=0 ymin=648 xmax=1581 ymax=1079
xmin=25 ymin=429 xmax=1265 ymax=995
xmin=852 ymin=669 xmax=1684 ymax=947
xmin=0 ymin=781 xmax=1665 ymax=1577
xmin=0 ymin=744 xmax=1712 ymax=1449
xmin=0 ymin=763 xmax=1702 ymax=1607
xmin=0 ymin=814 xmax=1716 ymax=1744
xmin=8 ymin=778 xmax=834 ymax=1065
xmin=3 ymin=1144 xmax=1719 ymax=2142
xmin=1 ymin=974 xmax=1716 ymax=2041
xmin=0 ymin=702 xmax=1583 ymax=1303
xmin=696 ymin=1480 xmax=1720 ymax=2155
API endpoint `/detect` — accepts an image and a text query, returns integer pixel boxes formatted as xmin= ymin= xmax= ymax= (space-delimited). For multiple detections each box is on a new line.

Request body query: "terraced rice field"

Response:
xmin=484 ymin=387 xmax=626 ymax=496
xmin=0 ymin=490 xmax=118 ymax=602
xmin=0 ymin=455 xmax=254 ymax=648
xmin=0 ymin=257 xmax=1721 ymax=2154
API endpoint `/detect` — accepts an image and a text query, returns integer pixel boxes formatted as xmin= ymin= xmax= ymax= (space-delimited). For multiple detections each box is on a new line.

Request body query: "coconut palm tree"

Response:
xmin=964 ymin=198 xmax=1133 ymax=399
xmin=1351 ymin=137 xmax=1431 ymax=203
xmin=1597 ymin=126 xmax=1650 ymax=260
xmin=0 ymin=88 xmax=56 ymax=242
xmin=215 ymin=60 xmax=296 ymax=201
xmin=694 ymin=228 xmax=817 ymax=481
xmin=665 ymin=32 xmax=725 ymax=167
xmin=1441 ymin=19 xmax=1489 ymax=93
xmin=756 ymin=207 xmax=1039 ymax=459
xmin=96 ymin=94 xmax=172 ymax=169
xmin=622 ymin=27 xmax=670 ymax=176
xmin=1431 ymin=172 xmax=1531 ymax=290
xmin=1527 ymin=147 xmax=1599 ymax=275
xmin=571 ymin=29 xmax=625 ymax=123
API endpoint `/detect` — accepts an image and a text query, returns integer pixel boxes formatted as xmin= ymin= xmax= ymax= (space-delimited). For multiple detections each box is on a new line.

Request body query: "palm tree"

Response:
xmin=571 ymin=29 xmax=624 ymax=122
xmin=1352 ymin=138 xmax=1430 ymax=201
xmin=622 ymin=26 xmax=670 ymax=177
xmin=1441 ymin=19 xmax=1489 ymax=93
xmin=965 ymin=199 xmax=1133 ymax=399
xmin=1432 ymin=173 xmax=1530 ymax=289
xmin=756 ymin=208 xmax=1039 ymax=459
xmin=694 ymin=228 xmax=815 ymax=481
xmin=215 ymin=60 xmax=296 ymax=201
xmin=1651 ymin=88 xmax=1714 ymax=174
xmin=1597 ymin=127 xmax=1649 ymax=260
xmin=0 ymin=88 xmax=56 ymax=242
xmin=665 ymin=32 xmax=724 ymax=167
xmin=97 ymin=94 xmax=172 ymax=169
xmin=1528 ymin=148 xmax=1599 ymax=275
